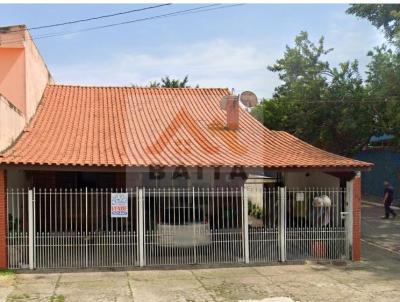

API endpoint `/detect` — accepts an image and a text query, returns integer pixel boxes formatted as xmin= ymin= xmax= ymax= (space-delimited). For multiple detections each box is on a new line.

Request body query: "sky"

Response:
xmin=0 ymin=3 xmax=386 ymax=99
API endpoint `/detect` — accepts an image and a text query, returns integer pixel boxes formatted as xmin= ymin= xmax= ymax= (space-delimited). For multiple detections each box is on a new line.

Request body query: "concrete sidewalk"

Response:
xmin=1 ymin=256 xmax=399 ymax=302
xmin=0 ymin=201 xmax=398 ymax=302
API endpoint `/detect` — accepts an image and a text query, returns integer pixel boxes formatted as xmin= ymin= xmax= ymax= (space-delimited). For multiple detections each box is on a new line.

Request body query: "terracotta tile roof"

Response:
xmin=0 ymin=84 xmax=371 ymax=169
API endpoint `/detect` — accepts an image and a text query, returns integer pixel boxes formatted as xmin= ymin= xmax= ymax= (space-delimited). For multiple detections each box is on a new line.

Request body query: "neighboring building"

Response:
xmin=354 ymin=135 xmax=398 ymax=199
xmin=0 ymin=25 xmax=372 ymax=270
xmin=0 ymin=25 xmax=53 ymax=153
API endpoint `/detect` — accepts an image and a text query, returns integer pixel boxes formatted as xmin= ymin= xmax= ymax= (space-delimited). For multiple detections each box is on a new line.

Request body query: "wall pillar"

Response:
xmin=0 ymin=170 xmax=7 ymax=269
xmin=352 ymin=172 xmax=362 ymax=261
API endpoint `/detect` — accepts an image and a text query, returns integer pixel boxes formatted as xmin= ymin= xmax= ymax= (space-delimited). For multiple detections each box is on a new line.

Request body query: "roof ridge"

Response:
xmin=48 ymin=83 xmax=231 ymax=91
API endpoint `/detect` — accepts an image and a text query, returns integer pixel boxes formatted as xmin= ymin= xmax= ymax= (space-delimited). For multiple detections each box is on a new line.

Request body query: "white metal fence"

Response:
xmin=284 ymin=187 xmax=348 ymax=261
xmin=248 ymin=188 xmax=280 ymax=263
xmin=143 ymin=188 xmax=244 ymax=266
xmin=8 ymin=189 xmax=138 ymax=269
xmin=7 ymin=186 xmax=351 ymax=269
xmin=7 ymin=189 xmax=29 ymax=269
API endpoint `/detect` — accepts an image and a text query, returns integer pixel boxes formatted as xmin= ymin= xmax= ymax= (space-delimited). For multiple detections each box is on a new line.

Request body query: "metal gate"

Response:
xmin=248 ymin=188 xmax=280 ymax=262
xmin=284 ymin=187 xmax=348 ymax=261
xmin=6 ymin=186 xmax=351 ymax=269
xmin=142 ymin=188 xmax=244 ymax=266
xmin=7 ymin=189 xmax=138 ymax=269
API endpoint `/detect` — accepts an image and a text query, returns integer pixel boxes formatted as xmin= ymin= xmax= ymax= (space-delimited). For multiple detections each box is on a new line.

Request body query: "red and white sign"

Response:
xmin=111 ymin=193 xmax=128 ymax=218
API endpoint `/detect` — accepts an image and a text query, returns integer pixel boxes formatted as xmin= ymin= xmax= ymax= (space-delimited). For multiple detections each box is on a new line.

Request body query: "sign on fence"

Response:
xmin=111 ymin=193 xmax=129 ymax=218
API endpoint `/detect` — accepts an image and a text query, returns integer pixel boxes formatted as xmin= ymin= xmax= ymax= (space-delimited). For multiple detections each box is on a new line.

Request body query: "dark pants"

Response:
xmin=384 ymin=201 xmax=396 ymax=218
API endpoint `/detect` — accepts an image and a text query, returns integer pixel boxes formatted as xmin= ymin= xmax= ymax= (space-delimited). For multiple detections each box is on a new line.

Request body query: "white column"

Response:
xmin=28 ymin=189 xmax=34 ymax=270
xmin=243 ymin=187 xmax=249 ymax=264
xmin=279 ymin=187 xmax=286 ymax=262
xmin=192 ymin=187 xmax=197 ymax=263
xmin=85 ymin=187 xmax=88 ymax=268
xmin=345 ymin=179 xmax=354 ymax=260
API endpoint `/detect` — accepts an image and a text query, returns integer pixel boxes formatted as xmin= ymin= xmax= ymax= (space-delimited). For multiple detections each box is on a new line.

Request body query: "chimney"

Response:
xmin=225 ymin=95 xmax=239 ymax=130
xmin=0 ymin=24 xmax=53 ymax=152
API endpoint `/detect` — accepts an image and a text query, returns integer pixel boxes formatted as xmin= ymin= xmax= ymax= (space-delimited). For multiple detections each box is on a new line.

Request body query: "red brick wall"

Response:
xmin=0 ymin=170 xmax=7 ymax=268
xmin=226 ymin=96 xmax=239 ymax=130
xmin=352 ymin=173 xmax=361 ymax=261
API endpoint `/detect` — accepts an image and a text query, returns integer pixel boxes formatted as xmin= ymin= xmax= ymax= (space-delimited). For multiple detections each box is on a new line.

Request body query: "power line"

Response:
xmin=31 ymin=4 xmax=223 ymax=39
xmin=1 ymin=4 xmax=220 ymax=43
xmin=7 ymin=3 xmax=172 ymax=33
xmin=0 ymin=4 xmax=243 ymax=45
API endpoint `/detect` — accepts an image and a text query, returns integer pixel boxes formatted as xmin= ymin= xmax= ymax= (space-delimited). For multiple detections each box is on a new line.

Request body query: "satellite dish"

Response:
xmin=239 ymin=91 xmax=258 ymax=107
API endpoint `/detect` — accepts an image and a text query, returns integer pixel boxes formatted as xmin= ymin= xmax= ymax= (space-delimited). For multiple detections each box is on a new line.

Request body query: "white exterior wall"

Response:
xmin=244 ymin=181 xmax=263 ymax=208
xmin=0 ymin=26 xmax=52 ymax=152
xmin=24 ymin=30 xmax=53 ymax=121
xmin=284 ymin=171 xmax=340 ymax=188
xmin=0 ymin=95 xmax=25 ymax=152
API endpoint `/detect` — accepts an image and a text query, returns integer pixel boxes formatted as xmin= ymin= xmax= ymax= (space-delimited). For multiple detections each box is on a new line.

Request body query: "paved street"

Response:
xmin=0 ymin=202 xmax=399 ymax=302
xmin=361 ymin=201 xmax=400 ymax=254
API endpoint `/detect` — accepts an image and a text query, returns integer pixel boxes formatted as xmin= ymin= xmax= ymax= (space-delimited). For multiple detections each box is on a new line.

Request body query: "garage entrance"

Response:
xmin=143 ymin=188 xmax=244 ymax=266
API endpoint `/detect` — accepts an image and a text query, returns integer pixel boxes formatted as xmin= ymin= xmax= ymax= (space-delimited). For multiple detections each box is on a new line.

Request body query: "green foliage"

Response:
xmin=248 ymin=202 xmax=263 ymax=219
xmin=8 ymin=214 xmax=20 ymax=234
xmin=160 ymin=75 xmax=190 ymax=88
xmin=347 ymin=4 xmax=400 ymax=43
xmin=133 ymin=75 xmax=198 ymax=88
xmin=364 ymin=45 xmax=400 ymax=145
xmin=50 ymin=294 xmax=65 ymax=302
xmin=0 ymin=269 xmax=14 ymax=276
xmin=252 ymin=32 xmax=373 ymax=155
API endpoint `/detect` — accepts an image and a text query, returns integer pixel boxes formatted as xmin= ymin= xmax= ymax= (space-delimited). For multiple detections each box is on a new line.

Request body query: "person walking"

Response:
xmin=382 ymin=181 xmax=397 ymax=219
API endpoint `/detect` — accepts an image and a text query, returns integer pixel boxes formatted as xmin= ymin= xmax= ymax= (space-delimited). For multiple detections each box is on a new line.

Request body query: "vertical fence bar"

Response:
xmin=279 ymin=187 xmax=286 ymax=262
xmin=345 ymin=181 xmax=353 ymax=260
xmin=28 ymin=189 xmax=34 ymax=270
xmin=192 ymin=187 xmax=197 ymax=264
xmin=85 ymin=187 xmax=88 ymax=268
xmin=33 ymin=188 xmax=36 ymax=269
xmin=242 ymin=187 xmax=249 ymax=264
xmin=138 ymin=188 xmax=144 ymax=267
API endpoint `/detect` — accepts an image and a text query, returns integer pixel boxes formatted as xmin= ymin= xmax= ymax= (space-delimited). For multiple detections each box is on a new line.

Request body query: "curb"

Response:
xmin=361 ymin=239 xmax=400 ymax=256
xmin=362 ymin=200 xmax=400 ymax=210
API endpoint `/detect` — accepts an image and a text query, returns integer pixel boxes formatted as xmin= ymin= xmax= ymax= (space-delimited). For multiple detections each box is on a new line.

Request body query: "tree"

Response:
xmin=346 ymin=4 xmax=400 ymax=43
xmin=364 ymin=45 xmax=400 ymax=141
xmin=160 ymin=75 xmax=191 ymax=88
xmin=133 ymin=75 xmax=197 ymax=88
xmin=346 ymin=4 xmax=400 ymax=146
xmin=251 ymin=32 xmax=373 ymax=155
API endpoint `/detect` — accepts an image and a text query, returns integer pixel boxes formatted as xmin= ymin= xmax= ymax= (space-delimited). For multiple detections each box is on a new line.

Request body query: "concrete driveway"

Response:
xmin=0 ymin=201 xmax=399 ymax=302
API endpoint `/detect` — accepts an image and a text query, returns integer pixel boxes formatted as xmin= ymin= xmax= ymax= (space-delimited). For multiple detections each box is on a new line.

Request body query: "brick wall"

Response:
xmin=0 ymin=170 xmax=7 ymax=268
xmin=352 ymin=173 xmax=362 ymax=261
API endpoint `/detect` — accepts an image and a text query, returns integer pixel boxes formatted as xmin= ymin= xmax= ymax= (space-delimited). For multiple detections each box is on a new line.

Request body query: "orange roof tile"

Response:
xmin=0 ymin=85 xmax=371 ymax=169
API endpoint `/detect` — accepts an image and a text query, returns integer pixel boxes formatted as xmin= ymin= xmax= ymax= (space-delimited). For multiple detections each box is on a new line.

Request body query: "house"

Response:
xmin=0 ymin=25 xmax=371 ymax=269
